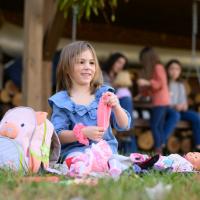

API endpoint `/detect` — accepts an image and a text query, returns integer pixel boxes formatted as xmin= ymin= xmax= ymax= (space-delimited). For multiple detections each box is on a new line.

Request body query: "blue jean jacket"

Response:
xmin=48 ymin=85 xmax=131 ymax=159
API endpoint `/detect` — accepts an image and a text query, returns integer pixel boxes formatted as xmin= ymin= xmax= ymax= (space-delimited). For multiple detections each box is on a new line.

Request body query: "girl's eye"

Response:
xmin=80 ymin=61 xmax=84 ymax=64
xmin=90 ymin=61 xmax=95 ymax=65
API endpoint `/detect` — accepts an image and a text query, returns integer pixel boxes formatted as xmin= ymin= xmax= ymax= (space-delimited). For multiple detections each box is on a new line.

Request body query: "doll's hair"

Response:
xmin=165 ymin=59 xmax=183 ymax=82
xmin=113 ymin=70 xmax=132 ymax=87
xmin=56 ymin=41 xmax=103 ymax=93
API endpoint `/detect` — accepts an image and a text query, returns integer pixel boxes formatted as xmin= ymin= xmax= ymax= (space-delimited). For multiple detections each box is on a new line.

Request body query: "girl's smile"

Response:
xmin=81 ymin=72 xmax=92 ymax=78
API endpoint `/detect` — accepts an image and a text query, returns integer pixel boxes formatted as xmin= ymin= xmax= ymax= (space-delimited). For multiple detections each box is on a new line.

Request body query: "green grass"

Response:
xmin=0 ymin=170 xmax=200 ymax=200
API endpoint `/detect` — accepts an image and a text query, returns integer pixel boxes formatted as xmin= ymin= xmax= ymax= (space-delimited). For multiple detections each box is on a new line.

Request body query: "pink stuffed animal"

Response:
xmin=0 ymin=107 xmax=60 ymax=173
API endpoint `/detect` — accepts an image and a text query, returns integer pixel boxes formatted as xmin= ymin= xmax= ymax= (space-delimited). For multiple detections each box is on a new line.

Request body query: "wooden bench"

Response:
xmin=117 ymin=100 xmax=192 ymax=152
xmin=116 ymin=100 xmax=192 ymax=151
xmin=134 ymin=118 xmax=191 ymax=130
xmin=117 ymin=119 xmax=191 ymax=137
xmin=133 ymin=101 xmax=191 ymax=130
xmin=117 ymin=119 xmax=192 ymax=151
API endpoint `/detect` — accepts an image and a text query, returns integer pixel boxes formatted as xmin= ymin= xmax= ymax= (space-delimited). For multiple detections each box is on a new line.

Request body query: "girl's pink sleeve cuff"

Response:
xmin=73 ymin=124 xmax=89 ymax=146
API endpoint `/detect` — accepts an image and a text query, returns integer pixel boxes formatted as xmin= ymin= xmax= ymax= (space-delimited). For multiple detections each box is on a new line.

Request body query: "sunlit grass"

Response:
xmin=0 ymin=169 xmax=199 ymax=200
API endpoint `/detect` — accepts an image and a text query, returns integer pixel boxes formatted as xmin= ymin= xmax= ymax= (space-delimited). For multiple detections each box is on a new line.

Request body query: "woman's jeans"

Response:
xmin=180 ymin=110 xmax=200 ymax=146
xmin=150 ymin=106 xmax=180 ymax=148
xmin=118 ymin=97 xmax=137 ymax=154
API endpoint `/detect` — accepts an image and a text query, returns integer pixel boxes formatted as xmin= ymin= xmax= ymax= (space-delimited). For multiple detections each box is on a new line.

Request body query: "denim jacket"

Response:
xmin=48 ymin=85 xmax=131 ymax=159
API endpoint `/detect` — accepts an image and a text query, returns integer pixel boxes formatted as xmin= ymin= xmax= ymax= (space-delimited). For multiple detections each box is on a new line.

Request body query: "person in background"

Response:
xmin=113 ymin=70 xmax=137 ymax=154
xmin=137 ymin=47 xmax=179 ymax=154
xmin=102 ymin=52 xmax=128 ymax=86
xmin=166 ymin=59 xmax=200 ymax=152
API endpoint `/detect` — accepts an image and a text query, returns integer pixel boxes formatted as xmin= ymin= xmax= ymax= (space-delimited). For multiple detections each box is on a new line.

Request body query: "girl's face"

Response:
xmin=71 ymin=49 xmax=96 ymax=87
xmin=168 ymin=63 xmax=181 ymax=81
xmin=112 ymin=57 xmax=126 ymax=74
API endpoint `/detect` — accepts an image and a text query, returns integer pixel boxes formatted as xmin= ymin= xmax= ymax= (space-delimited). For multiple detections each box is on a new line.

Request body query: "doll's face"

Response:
xmin=185 ymin=152 xmax=200 ymax=170
xmin=190 ymin=152 xmax=200 ymax=160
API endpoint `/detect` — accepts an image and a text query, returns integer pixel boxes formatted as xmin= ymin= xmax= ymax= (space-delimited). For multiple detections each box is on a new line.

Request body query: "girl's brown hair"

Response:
xmin=56 ymin=41 xmax=103 ymax=94
xmin=165 ymin=59 xmax=183 ymax=82
xmin=139 ymin=47 xmax=161 ymax=79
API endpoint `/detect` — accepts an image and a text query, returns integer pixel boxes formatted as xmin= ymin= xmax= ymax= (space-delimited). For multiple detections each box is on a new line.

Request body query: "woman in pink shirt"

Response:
xmin=137 ymin=47 xmax=180 ymax=154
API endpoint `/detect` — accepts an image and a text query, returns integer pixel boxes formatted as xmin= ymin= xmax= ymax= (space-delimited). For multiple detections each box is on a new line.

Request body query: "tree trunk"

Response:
xmin=23 ymin=0 xmax=44 ymax=110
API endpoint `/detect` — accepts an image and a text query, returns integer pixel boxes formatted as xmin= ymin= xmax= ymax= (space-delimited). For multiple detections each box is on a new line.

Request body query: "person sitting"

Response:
xmin=113 ymin=70 xmax=137 ymax=154
xmin=166 ymin=59 xmax=200 ymax=152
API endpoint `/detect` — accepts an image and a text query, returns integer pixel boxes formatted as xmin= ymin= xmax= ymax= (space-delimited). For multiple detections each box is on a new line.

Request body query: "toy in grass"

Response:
xmin=185 ymin=152 xmax=200 ymax=170
xmin=0 ymin=107 xmax=60 ymax=173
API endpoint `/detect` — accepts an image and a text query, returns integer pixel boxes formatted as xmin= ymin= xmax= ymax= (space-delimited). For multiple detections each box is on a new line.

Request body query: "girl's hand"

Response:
xmin=182 ymin=104 xmax=188 ymax=111
xmin=137 ymin=79 xmax=150 ymax=87
xmin=103 ymin=92 xmax=129 ymax=129
xmin=82 ymin=126 xmax=104 ymax=142
xmin=103 ymin=92 xmax=120 ymax=109
xmin=175 ymin=104 xmax=182 ymax=111
xmin=175 ymin=104 xmax=188 ymax=111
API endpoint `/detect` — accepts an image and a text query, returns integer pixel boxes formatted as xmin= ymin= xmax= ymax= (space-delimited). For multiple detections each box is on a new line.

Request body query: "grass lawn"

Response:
xmin=0 ymin=170 xmax=200 ymax=200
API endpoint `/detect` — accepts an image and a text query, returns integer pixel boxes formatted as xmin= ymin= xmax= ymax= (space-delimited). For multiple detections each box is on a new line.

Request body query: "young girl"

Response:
xmin=137 ymin=47 xmax=179 ymax=154
xmin=48 ymin=41 xmax=131 ymax=162
xmin=166 ymin=59 xmax=200 ymax=151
